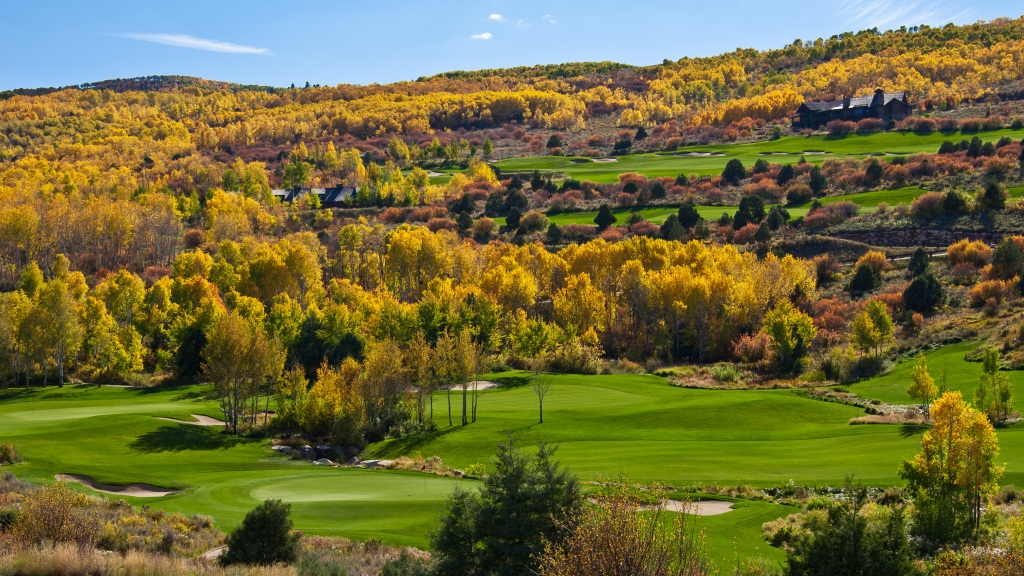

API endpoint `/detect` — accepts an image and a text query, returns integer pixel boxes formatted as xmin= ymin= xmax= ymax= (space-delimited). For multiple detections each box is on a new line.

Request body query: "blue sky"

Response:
xmin=1 ymin=1 xmax=1021 ymax=90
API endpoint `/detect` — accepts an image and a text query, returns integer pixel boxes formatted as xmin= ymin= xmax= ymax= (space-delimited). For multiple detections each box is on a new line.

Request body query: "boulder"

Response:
xmin=360 ymin=459 xmax=380 ymax=468
xmin=296 ymin=445 xmax=316 ymax=460
xmin=345 ymin=456 xmax=359 ymax=466
xmin=271 ymin=445 xmax=293 ymax=455
xmin=314 ymin=458 xmax=335 ymax=466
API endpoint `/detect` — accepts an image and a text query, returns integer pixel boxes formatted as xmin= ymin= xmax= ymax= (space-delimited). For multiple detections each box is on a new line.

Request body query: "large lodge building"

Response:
xmin=794 ymin=89 xmax=912 ymax=128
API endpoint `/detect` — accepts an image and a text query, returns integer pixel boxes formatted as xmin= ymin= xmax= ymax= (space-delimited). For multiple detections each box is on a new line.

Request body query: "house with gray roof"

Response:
xmin=795 ymin=89 xmax=911 ymax=129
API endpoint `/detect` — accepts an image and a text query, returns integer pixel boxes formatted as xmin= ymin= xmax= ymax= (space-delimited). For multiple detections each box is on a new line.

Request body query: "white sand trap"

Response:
xmin=56 ymin=474 xmax=177 ymax=498
xmin=157 ymin=414 xmax=225 ymax=426
xmin=760 ymin=152 xmax=790 ymax=156
xmin=447 ymin=380 xmax=501 ymax=391
xmin=642 ymin=499 xmax=734 ymax=516
xmin=803 ymin=151 xmax=831 ymax=155
xmin=201 ymin=547 xmax=226 ymax=562
xmin=427 ymin=171 xmax=444 ymax=177
xmin=591 ymin=158 xmax=619 ymax=163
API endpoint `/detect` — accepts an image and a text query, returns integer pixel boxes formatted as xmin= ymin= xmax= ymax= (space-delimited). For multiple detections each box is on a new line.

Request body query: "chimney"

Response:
xmin=843 ymin=96 xmax=851 ymax=108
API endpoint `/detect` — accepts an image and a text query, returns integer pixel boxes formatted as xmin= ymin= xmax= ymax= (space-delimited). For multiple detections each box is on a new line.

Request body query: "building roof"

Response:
xmin=799 ymin=91 xmax=907 ymax=112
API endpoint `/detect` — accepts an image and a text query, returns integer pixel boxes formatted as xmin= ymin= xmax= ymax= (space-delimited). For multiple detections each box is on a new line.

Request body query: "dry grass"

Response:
xmin=0 ymin=544 xmax=297 ymax=576
xmin=849 ymin=412 xmax=927 ymax=425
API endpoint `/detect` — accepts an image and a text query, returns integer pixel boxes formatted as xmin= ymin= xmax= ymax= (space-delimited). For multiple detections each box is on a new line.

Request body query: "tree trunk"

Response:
xmin=447 ymin=388 xmax=452 ymax=426
xmin=461 ymin=385 xmax=468 ymax=426
xmin=539 ymin=399 xmax=543 ymax=424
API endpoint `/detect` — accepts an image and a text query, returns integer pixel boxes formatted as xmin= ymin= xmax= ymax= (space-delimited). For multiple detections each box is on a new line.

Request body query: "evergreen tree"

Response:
xmin=979 ymin=181 xmax=1007 ymax=211
xmin=457 ymin=211 xmax=473 ymax=233
xmin=808 ymin=165 xmax=828 ymax=195
xmin=943 ymin=191 xmax=967 ymax=215
xmin=847 ymin=264 xmax=880 ymax=295
xmin=786 ymin=482 xmax=915 ymax=576
xmin=776 ymin=164 xmax=796 ymax=186
xmin=431 ymin=439 xmax=582 ymax=576
xmin=650 ymin=182 xmax=666 ymax=199
xmin=903 ymin=272 xmax=944 ymax=314
xmin=990 ymin=237 xmax=1024 ymax=280
xmin=674 ymin=173 xmax=689 ymax=186
xmin=907 ymin=247 xmax=930 ymax=277
xmin=752 ymin=159 xmax=770 ymax=174
xmin=722 ymin=159 xmax=746 ymax=186
xmin=660 ymin=214 xmax=685 ymax=241
xmin=220 ymin=500 xmax=300 ymax=566
xmin=594 ymin=204 xmax=617 ymax=231
xmin=733 ymin=195 xmax=765 ymax=229
xmin=677 ymin=202 xmax=701 ymax=229
xmin=505 ymin=207 xmax=522 ymax=231
xmin=634 ymin=126 xmax=647 ymax=140
xmin=545 ymin=223 xmax=562 ymax=245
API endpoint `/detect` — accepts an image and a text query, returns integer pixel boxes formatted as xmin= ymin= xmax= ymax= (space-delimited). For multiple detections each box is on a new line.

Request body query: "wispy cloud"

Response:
xmin=470 ymin=32 xmax=493 ymax=40
xmin=543 ymin=14 xmax=557 ymax=25
xmin=115 ymin=33 xmax=272 ymax=55
xmin=489 ymin=13 xmax=505 ymax=22
xmin=836 ymin=0 xmax=971 ymax=29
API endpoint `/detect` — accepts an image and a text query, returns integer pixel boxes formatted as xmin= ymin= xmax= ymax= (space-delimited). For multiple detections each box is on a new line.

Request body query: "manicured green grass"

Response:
xmin=495 ymin=129 xmax=1024 ymax=183
xmin=849 ymin=342 xmax=1024 ymax=406
xmin=0 ymin=385 xmax=473 ymax=546
xmin=5 ymin=361 xmax=1024 ymax=564
xmin=694 ymin=498 xmax=795 ymax=573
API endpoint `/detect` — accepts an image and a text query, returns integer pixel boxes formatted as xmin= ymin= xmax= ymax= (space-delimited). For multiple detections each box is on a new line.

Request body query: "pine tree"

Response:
xmin=594 ymin=204 xmax=617 ymax=231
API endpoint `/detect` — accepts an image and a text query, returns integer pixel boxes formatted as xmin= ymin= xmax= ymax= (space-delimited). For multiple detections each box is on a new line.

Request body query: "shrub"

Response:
xmin=0 ymin=444 xmax=19 ymax=465
xmin=813 ymin=255 xmax=841 ymax=285
xmin=733 ymin=332 xmax=771 ymax=364
xmin=472 ymin=217 xmax=495 ymax=243
xmin=827 ymin=120 xmax=857 ymax=136
xmin=847 ymin=264 xmax=880 ymax=295
xmin=519 ymin=210 xmax=549 ymax=234
xmin=910 ymin=192 xmax=945 ymax=219
xmin=220 ymin=499 xmax=300 ymax=566
xmin=786 ymin=184 xmax=813 ymax=206
xmin=802 ymin=202 xmax=858 ymax=229
xmin=856 ymin=118 xmax=887 ymax=133
xmin=855 ymin=250 xmax=890 ymax=275
xmin=968 ymin=279 xmax=1014 ymax=308
xmin=947 ymin=239 xmax=992 ymax=268
xmin=12 ymin=483 xmax=97 ymax=547
xmin=560 ymin=224 xmax=597 ymax=243
xmin=629 ymin=220 xmax=660 ymax=238
xmin=425 ymin=217 xmax=457 ymax=232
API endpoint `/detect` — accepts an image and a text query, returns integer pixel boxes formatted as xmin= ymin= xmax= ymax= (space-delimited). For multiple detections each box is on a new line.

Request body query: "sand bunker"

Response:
xmin=56 ymin=474 xmax=177 ymax=498
xmin=803 ymin=151 xmax=831 ymax=155
xmin=642 ymin=499 xmax=733 ymax=516
xmin=157 ymin=414 xmax=225 ymax=427
xmin=446 ymin=380 xmax=502 ymax=391
xmin=591 ymin=498 xmax=734 ymax=516
xmin=674 ymin=152 xmax=726 ymax=157
xmin=591 ymin=158 xmax=619 ymax=163
xmin=759 ymin=152 xmax=791 ymax=156
xmin=658 ymin=499 xmax=733 ymax=516
xmin=427 ymin=171 xmax=445 ymax=177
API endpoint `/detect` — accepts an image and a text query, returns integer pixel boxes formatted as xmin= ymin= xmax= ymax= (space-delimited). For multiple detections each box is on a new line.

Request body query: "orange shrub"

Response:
xmin=947 ymin=239 xmax=993 ymax=268
xmin=855 ymin=250 xmax=890 ymax=274
xmin=968 ymin=279 xmax=1015 ymax=307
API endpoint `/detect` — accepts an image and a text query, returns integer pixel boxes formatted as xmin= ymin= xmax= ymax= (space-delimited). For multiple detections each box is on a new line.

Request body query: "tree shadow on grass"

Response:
xmin=129 ymin=424 xmax=261 ymax=453
xmin=370 ymin=426 xmax=461 ymax=459
xmin=899 ymin=423 xmax=928 ymax=438
xmin=490 ymin=375 xmax=531 ymax=389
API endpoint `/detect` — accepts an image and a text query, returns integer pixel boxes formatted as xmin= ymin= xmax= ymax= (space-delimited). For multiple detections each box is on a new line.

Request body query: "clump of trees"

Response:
xmin=431 ymin=438 xmax=582 ymax=576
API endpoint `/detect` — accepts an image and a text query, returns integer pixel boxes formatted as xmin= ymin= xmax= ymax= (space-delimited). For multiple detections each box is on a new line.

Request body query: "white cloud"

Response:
xmin=515 ymin=19 xmax=530 ymax=28
xmin=489 ymin=13 xmax=505 ymax=22
xmin=543 ymin=14 xmax=557 ymax=25
xmin=116 ymin=33 xmax=271 ymax=54
xmin=470 ymin=32 xmax=493 ymax=40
